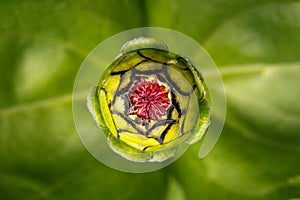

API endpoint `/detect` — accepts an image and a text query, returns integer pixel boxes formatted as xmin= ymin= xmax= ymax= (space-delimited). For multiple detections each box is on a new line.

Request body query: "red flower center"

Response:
xmin=129 ymin=77 xmax=171 ymax=121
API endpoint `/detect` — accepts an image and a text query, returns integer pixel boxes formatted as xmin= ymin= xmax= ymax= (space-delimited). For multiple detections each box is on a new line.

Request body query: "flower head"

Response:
xmin=129 ymin=77 xmax=171 ymax=121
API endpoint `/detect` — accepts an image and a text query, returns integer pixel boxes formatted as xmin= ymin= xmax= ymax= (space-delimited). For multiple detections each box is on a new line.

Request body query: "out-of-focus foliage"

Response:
xmin=0 ymin=0 xmax=299 ymax=199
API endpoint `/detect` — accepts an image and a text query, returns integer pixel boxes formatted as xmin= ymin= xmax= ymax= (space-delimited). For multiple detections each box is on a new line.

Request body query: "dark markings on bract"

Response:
xmin=133 ymin=118 xmax=150 ymax=129
xmin=181 ymin=109 xmax=187 ymax=115
xmin=101 ymin=87 xmax=120 ymax=138
xmin=171 ymin=91 xmax=181 ymax=118
xmin=155 ymin=74 xmax=168 ymax=85
xmin=142 ymin=146 xmax=149 ymax=151
xmin=180 ymin=96 xmax=191 ymax=135
xmin=116 ymin=72 xmax=135 ymax=96
xmin=110 ymin=68 xmax=131 ymax=76
xmin=137 ymin=50 xmax=165 ymax=64
xmin=134 ymin=68 xmax=163 ymax=76
xmin=94 ymin=86 xmax=100 ymax=105
xmin=111 ymin=73 xmax=126 ymax=106
xmin=160 ymin=123 xmax=174 ymax=143
xmin=111 ymin=110 xmax=144 ymax=134
xmin=162 ymin=64 xmax=190 ymax=96
xmin=132 ymin=59 xmax=148 ymax=68
xmin=166 ymin=105 xmax=175 ymax=119
xmin=155 ymin=138 xmax=164 ymax=144
xmin=192 ymin=84 xmax=204 ymax=100
xmin=117 ymin=66 xmax=163 ymax=98
xmin=110 ymin=59 xmax=147 ymax=76
xmin=145 ymin=119 xmax=177 ymax=136
xmin=118 ymin=129 xmax=140 ymax=134
xmin=93 ymin=86 xmax=105 ymax=127
xmin=100 ymin=87 xmax=107 ymax=93
xmin=141 ymin=120 xmax=150 ymax=129
xmin=175 ymin=56 xmax=190 ymax=71
xmin=150 ymin=151 xmax=154 ymax=159
xmin=143 ymin=122 xmax=175 ymax=147
xmin=192 ymin=84 xmax=197 ymax=91
xmin=122 ymin=95 xmax=131 ymax=115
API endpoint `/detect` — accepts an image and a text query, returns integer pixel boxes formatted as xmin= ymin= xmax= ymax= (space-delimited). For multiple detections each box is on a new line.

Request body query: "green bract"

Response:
xmin=87 ymin=37 xmax=210 ymax=162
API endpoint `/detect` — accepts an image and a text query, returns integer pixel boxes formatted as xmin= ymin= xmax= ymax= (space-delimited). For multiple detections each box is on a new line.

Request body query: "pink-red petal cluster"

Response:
xmin=129 ymin=78 xmax=170 ymax=121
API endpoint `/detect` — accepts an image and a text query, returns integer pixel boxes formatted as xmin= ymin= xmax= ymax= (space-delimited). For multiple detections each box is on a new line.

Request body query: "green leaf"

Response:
xmin=1 ymin=0 xmax=300 ymax=199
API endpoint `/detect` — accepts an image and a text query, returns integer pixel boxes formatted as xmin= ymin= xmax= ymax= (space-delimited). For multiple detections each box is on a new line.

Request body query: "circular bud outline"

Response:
xmin=73 ymin=27 xmax=226 ymax=173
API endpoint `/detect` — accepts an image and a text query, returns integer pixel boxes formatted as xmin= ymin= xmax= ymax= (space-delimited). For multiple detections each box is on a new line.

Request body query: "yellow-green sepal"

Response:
xmin=108 ymin=134 xmax=154 ymax=162
xmin=121 ymin=37 xmax=168 ymax=54
xmin=108 ymin=134 xmax=180 ymax=162
xmin=87 ymin=86 xmax=106 ymax=128
xmin=186 ymin=99 xmax=211 ymax=144
xmin=151 ymin=146 xmax=178 ymax=162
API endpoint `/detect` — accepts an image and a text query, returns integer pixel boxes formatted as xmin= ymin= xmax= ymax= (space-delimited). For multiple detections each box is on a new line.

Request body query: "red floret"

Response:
xmin=129 ymin=77 xmax=171 ymax=121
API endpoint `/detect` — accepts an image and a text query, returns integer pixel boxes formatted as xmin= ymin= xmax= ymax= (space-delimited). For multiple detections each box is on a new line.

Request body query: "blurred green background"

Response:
xmin=1 ymin=0 xmax=300 ymax=199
